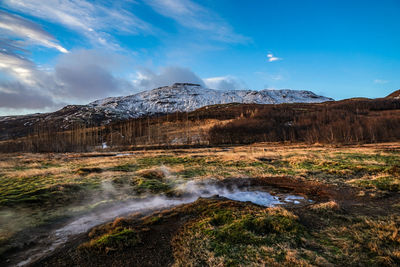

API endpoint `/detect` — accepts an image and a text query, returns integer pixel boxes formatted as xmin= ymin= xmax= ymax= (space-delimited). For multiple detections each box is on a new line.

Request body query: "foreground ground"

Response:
xmin=0 ymin=143 xmax=399 ymax=266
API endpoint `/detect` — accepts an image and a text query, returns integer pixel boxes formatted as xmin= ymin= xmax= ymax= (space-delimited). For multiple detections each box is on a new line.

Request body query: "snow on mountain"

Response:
xmin=0 ymin=83 xmax=334 ymax=140
xmin=89 ymin=83 xmax=333 ymax=118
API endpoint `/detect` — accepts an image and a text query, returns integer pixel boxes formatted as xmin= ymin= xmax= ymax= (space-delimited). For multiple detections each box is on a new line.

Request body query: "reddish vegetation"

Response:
xmin=209 ymin=98 xmax=400 ymax=144
xmin=1 ymin=98 xmax=399 ymax=152
xmin=386 ymin=89 xmax=400 ymax=99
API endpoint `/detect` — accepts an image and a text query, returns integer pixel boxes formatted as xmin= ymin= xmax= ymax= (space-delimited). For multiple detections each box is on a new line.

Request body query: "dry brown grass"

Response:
xmin=309 ymin=200 xmax=339 ymax=211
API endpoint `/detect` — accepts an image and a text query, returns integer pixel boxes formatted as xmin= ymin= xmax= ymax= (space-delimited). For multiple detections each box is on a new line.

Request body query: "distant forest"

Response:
xmin=1 ymin=98 xmax=399 ymax=152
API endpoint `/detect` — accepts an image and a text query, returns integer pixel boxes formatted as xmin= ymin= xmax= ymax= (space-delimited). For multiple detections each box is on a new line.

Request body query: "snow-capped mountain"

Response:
xmin=89 ymin=83 xmax=333 ymax=118
xmin=0 ymin=83 xmax=333 ymax=140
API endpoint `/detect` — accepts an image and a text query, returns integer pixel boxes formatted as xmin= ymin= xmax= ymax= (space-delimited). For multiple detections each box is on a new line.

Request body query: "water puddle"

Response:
xmin=221 ymin=190 xmax=283 ymax=206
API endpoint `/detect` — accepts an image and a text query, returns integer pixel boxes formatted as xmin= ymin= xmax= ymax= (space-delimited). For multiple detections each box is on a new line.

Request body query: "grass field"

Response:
xmin=0 ymin=143 xmax=399 ymax=266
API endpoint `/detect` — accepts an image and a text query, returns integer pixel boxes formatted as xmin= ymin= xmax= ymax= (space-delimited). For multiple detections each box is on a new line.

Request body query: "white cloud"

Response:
xmin=0 ymin=49 xmax=135 ymax=114
xmin=144 ymin=0 xmax=249 ymax=43
xmin=53 ymin=49 xmax=132 ymax=101
xmin=0 ymin=10 xmax=67 ymax=53
xmin=203 ymin=76 xmax=246 ymax=90
xmin=0 ymin=53 xmax=37 ymax=85
xmin=3 ymin=0 xmax=154 ymax=48
xmin=267 ymin=53 xmax=282 ymax=62
xmin=374 ymin=79 xmax=389 ymax=84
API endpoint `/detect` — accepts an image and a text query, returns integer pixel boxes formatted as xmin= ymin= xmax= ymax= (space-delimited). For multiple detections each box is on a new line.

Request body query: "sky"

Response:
xmin=0 ymin=0 xmax=399 ymax=115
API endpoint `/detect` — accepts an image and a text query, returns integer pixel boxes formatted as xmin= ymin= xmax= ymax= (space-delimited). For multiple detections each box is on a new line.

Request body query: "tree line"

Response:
xmin=0 ymin=99 xmax=399 ymax=152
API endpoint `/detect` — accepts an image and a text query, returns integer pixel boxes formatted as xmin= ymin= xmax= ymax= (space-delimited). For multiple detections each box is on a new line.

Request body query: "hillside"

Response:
xmin=1 ymin=96 xmax=399 ymax=153
xmin=0 ymin=83 xmax=333 ymax=141
xmin=386 ymin=89 xmax=400 ymax=99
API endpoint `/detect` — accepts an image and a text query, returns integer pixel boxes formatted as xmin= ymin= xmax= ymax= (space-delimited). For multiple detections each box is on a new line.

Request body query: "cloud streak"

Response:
xmin=373 ymin=79 xmax=389 ymax=84
xmin=3 ymin=0 xmax=154 ymax=49
xmin=0 ymin=10 xmax=67 ymax=53
xmin=203 ymin=76 xmax=246 ymax=90
xmin=144 ymin=0 xmax=249 ymax=43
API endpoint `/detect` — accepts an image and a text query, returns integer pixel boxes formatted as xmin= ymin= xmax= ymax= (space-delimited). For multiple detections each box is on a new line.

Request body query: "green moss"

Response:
xmin=109 ymin=163 xmax=137 ymax=172
xmin=209 ymin=210 xmax=233 ymax=226
xmin=87 ymin=228 xmax=139 ymax=252
xmin=40 ymin=162 xmax=62 ymax=168
xmin=139 ymin=170 xmax=165 ymax=180
xmin=356 ymin=176 xmax=400 ymax=192
xmin=179 ymin=168 xmax=207 ymax=178
xmin=143 ymin=216 xmax=163 ymax=225
xmin=77 ymin=167 xmax=103 ymax=175
xmin=186 ymin=207 xmax=305 ymax=266
xmin=133 ymin=178 xmax=172 ymax=194
xmin=137 ymin=156 xmax=205 ymax=166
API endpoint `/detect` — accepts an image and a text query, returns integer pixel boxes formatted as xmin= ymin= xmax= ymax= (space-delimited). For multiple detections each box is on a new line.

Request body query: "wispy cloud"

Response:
xmin=203 ymin=76 xmax=246 ymax=90
xmin=373 ymin=79 xmax=389 ymax=84
xmin=254 ymin=70 xmax=288 ymax=82
xmin=267 ymin=53 xmax=282 ymax=62
xmin=0 ymin=52 xmax=38 ymax=86
xmin=0 ymin=47 xmax=61 ymax=111
xmin=0 ymin=10 xmax=67 ymax=53
xmin=144 ymin=0 xmax=249 ymax=43
xmin=3 ymin=0 xmax=154 ymax=49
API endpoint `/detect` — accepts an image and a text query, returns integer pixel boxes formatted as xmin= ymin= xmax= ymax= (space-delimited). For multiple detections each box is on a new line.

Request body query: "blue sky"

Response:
xmin=0 ymin=0 xmax=399 ymax=115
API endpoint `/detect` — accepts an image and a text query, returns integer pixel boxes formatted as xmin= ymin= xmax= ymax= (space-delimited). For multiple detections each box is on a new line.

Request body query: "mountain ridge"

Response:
xmin=87 ymin=83 xmax=334 ymax=118
xmin=0 ymin=83 xmax=333 ymax=140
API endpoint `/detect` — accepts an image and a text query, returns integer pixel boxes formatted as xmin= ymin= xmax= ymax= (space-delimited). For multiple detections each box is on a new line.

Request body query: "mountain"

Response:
xmin=89 ymin=83 xmax=333 ymax=118
xmin=0 ymin=83 xmax=333 ymax=140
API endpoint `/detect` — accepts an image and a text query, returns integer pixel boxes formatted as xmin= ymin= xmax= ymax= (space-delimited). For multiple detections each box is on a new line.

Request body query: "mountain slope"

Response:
xmin=0 ymin=83 xmax=333 ymax=140
xmin=89 ymin=83 xmax=333 ymax=118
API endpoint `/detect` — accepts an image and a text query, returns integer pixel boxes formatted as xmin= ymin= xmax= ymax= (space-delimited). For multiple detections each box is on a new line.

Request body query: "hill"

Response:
xmin=0 ymin=83 xmax=333 ymax=141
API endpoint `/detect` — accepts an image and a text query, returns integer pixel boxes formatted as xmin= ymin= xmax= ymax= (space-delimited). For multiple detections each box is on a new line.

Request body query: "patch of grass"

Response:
xmin=178 ymin=168 xmax=207 ymax=178
xmin=315 ymin=216 xmax=400 ymax=266
xmin=209 ymin=210 xmax=233 ymax=226
xmin=77 ymin=167 xmax=103 ymax=175
xmin=356 ymin=176 xmax=400 ymax=192
xmin=173 ymin=203 xmax=307 ymax=266
xmin=133 ymin=178 xmax=172 ymax=194
xmin=138 ymin=169 xmax=165 ymax=180
xmin=80 ymin=227 xmax=139 ymax=253
xmin=108 ymin=163 xmax=138 ymax=172
xmin=0 ymin=182 xmax=93 ymax=206
xmin=173 ymin=197 xmax=400 ymax=266
xmin=40 ymin=162 xmax=62 ymax=169
xmin=136 ymin=156 xmax=208 ymax=167
xmin=142 ymin=215 xmax=163 ymax=225
xmin=207 ymin=212 xmax=304 ymax=262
